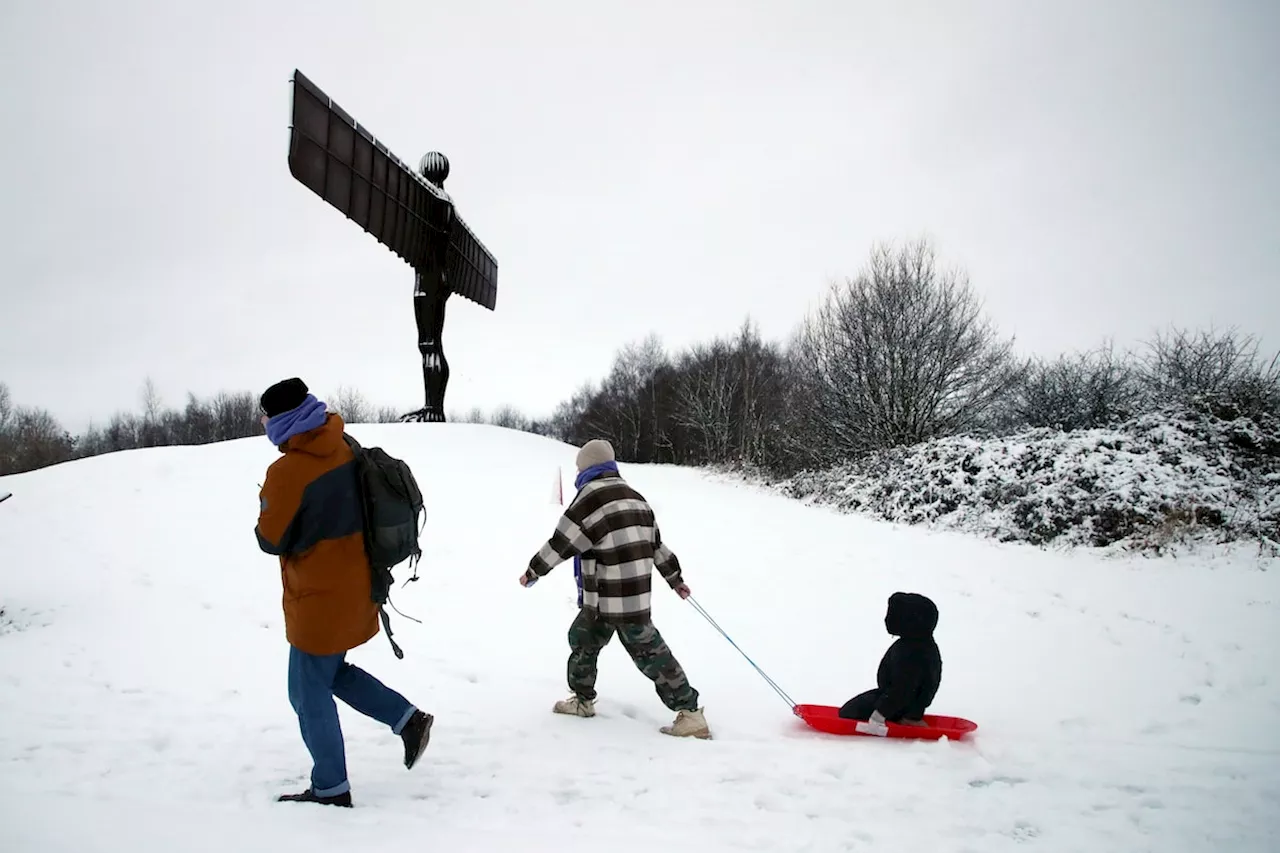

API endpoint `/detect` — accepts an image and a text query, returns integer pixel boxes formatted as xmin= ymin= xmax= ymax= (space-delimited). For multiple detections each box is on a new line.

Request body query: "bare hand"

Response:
xmin=674 ymin=583 xmax=691 ymax=600
xmin=519 ymin=570 xmax=537 ymax=587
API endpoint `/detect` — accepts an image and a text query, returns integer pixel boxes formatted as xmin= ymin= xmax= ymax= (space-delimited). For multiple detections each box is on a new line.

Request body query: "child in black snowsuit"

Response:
xmin=838 ymin=592 xmax=943 ymax=728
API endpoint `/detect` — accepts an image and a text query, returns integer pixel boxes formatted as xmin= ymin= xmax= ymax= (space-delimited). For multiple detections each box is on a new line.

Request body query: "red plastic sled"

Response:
xmin=793 ymin=704 xmax=978 ymax=740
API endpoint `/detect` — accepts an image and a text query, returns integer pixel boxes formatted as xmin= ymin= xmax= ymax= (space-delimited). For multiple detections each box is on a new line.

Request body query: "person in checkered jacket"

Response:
xmin=520 ymin=439 xmax=711 ymax=739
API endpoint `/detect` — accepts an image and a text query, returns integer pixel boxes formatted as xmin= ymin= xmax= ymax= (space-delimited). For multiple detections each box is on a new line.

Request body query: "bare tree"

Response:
xmin=444 ymin=406 xmax=490 ymax=424
xmin=0 ymin=383 xmax=12 ymax=431
xmin=547 ymin=381 xmax=597 ymax=445
xmin=104 ymin=411 xmax=141 ymax=452
xmin=141 ymin=378 xmax=163 ymax=421
xmin=796 ymin=238 xmax=1018 ymax=457
xmin=996 ymin=340 xmax=1139 ymax=432
xmin=672 ymin=339 xmax=739 ymax=463
xmin=490 ymin=404 xmax=531 ymax=431
xmin=0 ymin=383 xmax=13 ymax=473
xmin=582 ymin=335 xmax=669 ymax=460
xmin=725 ymin=319 xmax=792 ymax=467
xmin=0 ymin=405 xmax=74 ymax=475
xmin=182 ymin=392 xmax=217 ymax=443
xmin=1138 ymin=325 xmax=1280 ymax=418
xmin=761 ymin=335 xmax=832 ymax=473
xmin=138 ymin=377 xmax=167 ymax=446
xmin=211 ymin=391 xmax=261 ymax=441
xmin=329 ymin=386 xmax=375 ymax=424
xmin=76 ymin=422 xmax=109 ymax=458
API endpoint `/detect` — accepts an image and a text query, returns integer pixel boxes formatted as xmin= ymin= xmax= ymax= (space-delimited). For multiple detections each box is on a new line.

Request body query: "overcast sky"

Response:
xmin=1 ymin=0 xmax=1277 ymax=431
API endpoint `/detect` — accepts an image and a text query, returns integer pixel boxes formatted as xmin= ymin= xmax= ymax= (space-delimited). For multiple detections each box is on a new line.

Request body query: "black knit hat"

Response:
xmin=260 ymin=377 xmax=309 ymax=418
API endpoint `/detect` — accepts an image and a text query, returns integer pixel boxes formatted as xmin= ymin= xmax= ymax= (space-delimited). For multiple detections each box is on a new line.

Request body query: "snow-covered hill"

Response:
xmin=766 ymin=407 xmax=1280 ymax=555
xmin=1 ymin=423 xmax=1277 ymax=851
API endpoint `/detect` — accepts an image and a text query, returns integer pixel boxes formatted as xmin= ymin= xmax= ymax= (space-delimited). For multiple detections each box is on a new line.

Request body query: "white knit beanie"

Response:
xmin=575 ymin=438 xmax=615 ymax=472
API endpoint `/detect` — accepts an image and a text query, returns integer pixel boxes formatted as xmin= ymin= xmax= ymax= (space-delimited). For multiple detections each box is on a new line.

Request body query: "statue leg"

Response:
xmin=421 ymin=291 xmax=450 ymax=420
xmin=404 ymin=272 xmax=450 ymax=423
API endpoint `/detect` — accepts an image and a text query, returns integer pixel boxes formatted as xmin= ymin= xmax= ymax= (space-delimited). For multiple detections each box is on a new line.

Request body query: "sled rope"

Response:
xmin=687 ymin=596 xmax=797 ymax=710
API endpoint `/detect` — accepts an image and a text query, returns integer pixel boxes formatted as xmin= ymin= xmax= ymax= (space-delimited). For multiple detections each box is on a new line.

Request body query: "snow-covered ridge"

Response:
xmin=753 ymin=407 xmax=1280 ymax=554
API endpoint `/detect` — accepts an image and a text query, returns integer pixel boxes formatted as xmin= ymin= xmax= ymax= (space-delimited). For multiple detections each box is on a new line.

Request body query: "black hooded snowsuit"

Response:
xmin=838 ymin=592 xmax=943 ymax=722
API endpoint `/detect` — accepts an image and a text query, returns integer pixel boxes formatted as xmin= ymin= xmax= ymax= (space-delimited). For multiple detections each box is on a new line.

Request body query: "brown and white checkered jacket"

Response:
xmin=527 ymin=471 xmax=684 ymax=624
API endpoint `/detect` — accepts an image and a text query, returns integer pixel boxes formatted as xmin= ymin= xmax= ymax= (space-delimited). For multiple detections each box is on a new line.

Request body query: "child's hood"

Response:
xmin=884 ymin=592 xmax=938 ymax=639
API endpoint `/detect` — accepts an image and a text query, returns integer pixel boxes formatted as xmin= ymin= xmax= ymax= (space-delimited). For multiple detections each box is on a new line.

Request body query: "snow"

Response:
xmin=763 ymin=408 xmax=1280 ymax=554
xmin=1 ymin=423 xmax=1278 ymax=851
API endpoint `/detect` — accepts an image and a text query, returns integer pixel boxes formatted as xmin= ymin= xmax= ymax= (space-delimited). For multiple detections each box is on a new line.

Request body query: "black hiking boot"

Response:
xmin=277 ymin=788 xmax=353 ymax=808
xmin=401 ymin=710 xmax=433 ymax=769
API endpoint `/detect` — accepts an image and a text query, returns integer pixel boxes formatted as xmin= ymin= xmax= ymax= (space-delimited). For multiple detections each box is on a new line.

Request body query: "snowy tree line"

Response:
xmin=549 ymin=238 xmax=1280 ymax=476
xmin=3 ymin=237 xmax=1277 ymax=480
xmin=0 ymin=382 xmax=266 ymax=476
xmin=0 ymin=377 xmax=547 ymax=476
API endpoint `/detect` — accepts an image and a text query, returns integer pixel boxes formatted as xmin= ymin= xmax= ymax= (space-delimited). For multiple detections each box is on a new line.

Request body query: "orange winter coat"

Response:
xmin=255 ymin=412 xmax=379 ymax=656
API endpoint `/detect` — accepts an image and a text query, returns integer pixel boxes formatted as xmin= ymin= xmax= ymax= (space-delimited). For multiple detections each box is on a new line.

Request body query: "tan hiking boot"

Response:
xmin=553 ymin=695 xmax=595 ymax=717
xmin=660 ymin=707 xmax=711 ymax=739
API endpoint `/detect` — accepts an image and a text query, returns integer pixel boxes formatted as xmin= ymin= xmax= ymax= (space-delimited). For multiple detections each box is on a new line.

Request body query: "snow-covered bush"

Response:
xmin=761 ymin=406 xmax=1279 ymax=553
xmin=987 ymin=342 xmax=1140 ymax=433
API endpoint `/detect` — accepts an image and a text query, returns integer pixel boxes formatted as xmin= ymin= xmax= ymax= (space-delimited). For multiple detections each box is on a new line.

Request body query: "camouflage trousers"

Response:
xmin=566 ymin=609 xmax=700 ymax=712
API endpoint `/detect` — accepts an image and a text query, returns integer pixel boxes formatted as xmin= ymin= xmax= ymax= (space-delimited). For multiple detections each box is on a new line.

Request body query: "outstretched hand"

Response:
xmin=519 ymin=569 xmax=538 ymax=588
xmin=674 ymin=583 xmax=691 ymax=600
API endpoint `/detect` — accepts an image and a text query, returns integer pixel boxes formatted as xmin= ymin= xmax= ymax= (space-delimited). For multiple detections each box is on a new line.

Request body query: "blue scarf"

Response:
xmin=266 ymin=394 xmax=328 ymax=447
xmin=571 ymin=461 xmax=619 ymax=606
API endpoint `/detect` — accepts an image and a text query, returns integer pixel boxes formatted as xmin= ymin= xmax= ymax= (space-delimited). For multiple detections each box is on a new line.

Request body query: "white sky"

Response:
xmin=1 ymin=0 xmax=1277 ymax=431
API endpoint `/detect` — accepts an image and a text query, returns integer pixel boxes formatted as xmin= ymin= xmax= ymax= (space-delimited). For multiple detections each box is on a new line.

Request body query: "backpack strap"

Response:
xmin=379 ymin=605 xmax=404 ymax=660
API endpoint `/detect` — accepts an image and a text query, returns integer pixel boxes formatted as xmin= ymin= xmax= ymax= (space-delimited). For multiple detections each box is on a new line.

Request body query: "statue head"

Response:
xmin=419 ymin=151 xmax=450 ymax=187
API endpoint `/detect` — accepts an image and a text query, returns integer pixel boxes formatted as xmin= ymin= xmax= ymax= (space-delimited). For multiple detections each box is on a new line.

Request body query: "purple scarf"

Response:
xmin=266 ymin=394 xmax=328 ymax=447
xmin=572 ymin=461 xmax=619 ymax=606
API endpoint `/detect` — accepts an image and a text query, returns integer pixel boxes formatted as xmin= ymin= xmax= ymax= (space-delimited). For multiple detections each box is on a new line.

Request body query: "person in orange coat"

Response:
xmin=255 ymin=377 xmax=432 ymax=807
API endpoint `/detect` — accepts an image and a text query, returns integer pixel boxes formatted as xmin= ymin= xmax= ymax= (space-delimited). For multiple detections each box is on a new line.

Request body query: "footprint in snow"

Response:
xmin=552 ymin=788 xmax=582 ymax=805
xmin=1180 ymin=693 xmax=1202 ymax=705
xmin=968 ymin=775 xmax=1027 ymax=789
xmin=752 ymin=794 xmax=784 ymax=812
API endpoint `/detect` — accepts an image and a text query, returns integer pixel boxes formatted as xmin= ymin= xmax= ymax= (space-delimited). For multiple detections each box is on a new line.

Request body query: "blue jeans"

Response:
xmin=287 ymin=646 xmax=417 ymax=797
